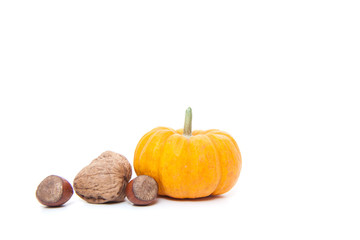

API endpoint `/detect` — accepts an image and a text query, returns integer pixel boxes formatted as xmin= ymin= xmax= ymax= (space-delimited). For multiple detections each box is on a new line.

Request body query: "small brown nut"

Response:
xmin=73 ymin=151 xmax=132 ymax=204
xmin=36 ymin=175 xmax=73 ymax=207
xmin=126 ymin=175 xmax=158 ymax=206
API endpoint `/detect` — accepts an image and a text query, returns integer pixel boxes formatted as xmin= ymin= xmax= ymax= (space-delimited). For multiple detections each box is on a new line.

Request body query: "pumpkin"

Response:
xmin=134 ymin=107 xmax=242 ymax=199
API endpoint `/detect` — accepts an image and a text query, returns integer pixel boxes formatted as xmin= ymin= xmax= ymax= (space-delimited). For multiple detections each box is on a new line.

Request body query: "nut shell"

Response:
xmin=36 ymin=175 xmax=73 ymax=207
xmin=126 ymin=175 xmax=158 ymax=205
xmin=74 ymin=151 xmax=132 ymax=204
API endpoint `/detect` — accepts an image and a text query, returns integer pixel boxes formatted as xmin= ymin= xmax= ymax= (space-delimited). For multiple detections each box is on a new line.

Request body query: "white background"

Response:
xmin=0 ymin=1 xmax=359 ymax=239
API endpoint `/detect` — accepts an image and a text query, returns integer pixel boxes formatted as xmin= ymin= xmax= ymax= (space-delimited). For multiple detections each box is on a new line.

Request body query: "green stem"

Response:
xmin=183 ymin=107 xmax=192 ymax=137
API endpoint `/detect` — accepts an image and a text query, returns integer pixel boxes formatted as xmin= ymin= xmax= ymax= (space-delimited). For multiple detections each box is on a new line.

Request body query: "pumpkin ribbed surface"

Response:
xmin=134 ymin=127 xmax=242 ymax=199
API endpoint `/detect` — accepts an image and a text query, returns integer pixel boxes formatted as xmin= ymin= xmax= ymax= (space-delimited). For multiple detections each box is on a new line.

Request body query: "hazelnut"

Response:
xmin=36 ymin=175 xmax=73 ymax=207
xmin=126 ymin=175 xmax=158 ymax=206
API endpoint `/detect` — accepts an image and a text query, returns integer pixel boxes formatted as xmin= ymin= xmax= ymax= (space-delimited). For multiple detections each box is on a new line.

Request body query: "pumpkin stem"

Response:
xmin=183 ymin=107 xmax=192 ymax=137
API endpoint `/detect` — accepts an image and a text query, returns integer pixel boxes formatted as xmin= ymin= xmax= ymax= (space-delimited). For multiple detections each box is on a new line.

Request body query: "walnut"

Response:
xmin=73 ymin=151 xmax=132 ymax=204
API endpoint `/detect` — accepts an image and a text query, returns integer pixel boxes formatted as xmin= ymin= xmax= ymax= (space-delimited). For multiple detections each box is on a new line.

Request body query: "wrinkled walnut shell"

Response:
xmin=73 ymin=151 xmax=132 ymax=204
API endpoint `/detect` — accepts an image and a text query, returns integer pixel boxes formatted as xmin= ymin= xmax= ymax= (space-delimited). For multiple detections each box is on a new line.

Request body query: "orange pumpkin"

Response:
xmin=134 ymin=108 xmax=242 ymax=199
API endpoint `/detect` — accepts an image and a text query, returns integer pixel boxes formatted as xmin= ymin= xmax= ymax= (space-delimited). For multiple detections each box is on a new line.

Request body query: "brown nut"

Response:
xmin=36 ymin=175 xmax=73 ymax=207
xmin=73 ymin=151 xmax=132 ymax=204
xmin=126 ymin=175 xmax=158 ymax=206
